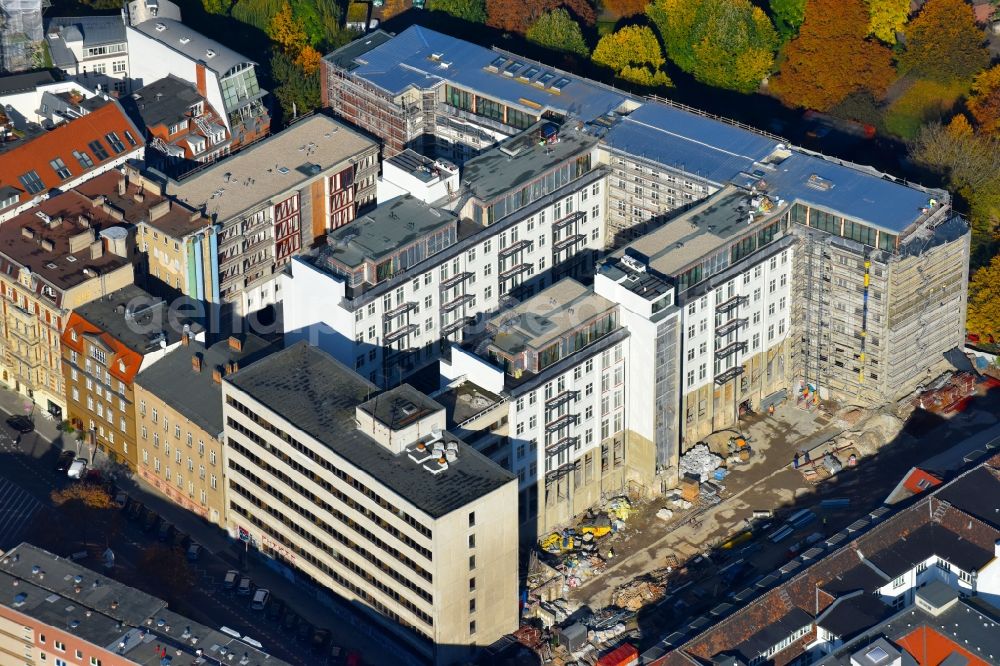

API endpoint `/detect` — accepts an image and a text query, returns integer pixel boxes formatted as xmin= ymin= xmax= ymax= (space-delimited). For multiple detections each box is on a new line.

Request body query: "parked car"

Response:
xmin=237 ymin=576 xmax=253 ymax=596
xmin=186 ymin=543 xmax=202 ymax=562
xmin=127 ymin=501 xmax=144 ymax=521
xmin=250 ymin=588 xmax=270 ymax=610
xmin=265 ymin=598 xmax=285 ymax=622
xmin=282 ymin=611 xmax=299 ymax=632
xmin=222 ymin=570 xmax=239 ymax=590
xmin=142 ymin=509 xmax=160 ymax=533
xmin=157 ymin=521 xmax=173 ymax=542
xmin=114 ymin=491 xmax=128 ymax=509
xmin=54 ymin=450 xmax=75 ymax=472
xmin=6 ymin=415 xmax=34 ymax=433
xmin=311 ymin=628 xmax=331 ymax=652
xmin=66 ymin=458 xmax=87 ymax=479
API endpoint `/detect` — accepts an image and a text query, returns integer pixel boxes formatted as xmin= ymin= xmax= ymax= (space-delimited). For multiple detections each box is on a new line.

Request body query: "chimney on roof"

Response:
xmin=47 ymin=215 xmax=62 ymax=228
xmin=181 ymin=332 xmax=190 ymax=346
xmin=224 ymin=360 xmax=239 ymax=375
xmin=117 ymin=177 xmax=126 ymax=196
xmin=212 ymin=366 xmax=222 ymax=383
xmin=89 ymin=241 xmax=103 ymax=260
xmin=228 ymin=336 xmax=242 ymax=352
xmin=21 ymin=227 xmax=34 ymax=240
xmin=133 ymin=191 xmax=145 ymax=203
xmin=40 ymin=239 xmax=54 ymax=252
xmin=148 ymin=199 xmax=170 ymax=222
xmin=91 ymin=195 xmax=106 ymax=208
xmin=78 ymin=215 xmax=91 ymax=228
xmin=191 ymin=353 xmax=202 ymax=372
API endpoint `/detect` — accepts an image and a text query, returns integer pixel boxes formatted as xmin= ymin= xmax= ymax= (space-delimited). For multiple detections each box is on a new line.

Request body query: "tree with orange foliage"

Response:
xmin=771 ymin=0 xmax=894 ymax=111
xmin=967 ymin=66 xmax=1000 ymax=135
xmin=486 ymin=0 xmax=594 ymax=34
xmin=295 ymin=45 xmax=323 ymax=74
xmin=381 ymin=0 xmax=407 ymax=19
xmin=602 ymin=0 xmax=647 ymax=17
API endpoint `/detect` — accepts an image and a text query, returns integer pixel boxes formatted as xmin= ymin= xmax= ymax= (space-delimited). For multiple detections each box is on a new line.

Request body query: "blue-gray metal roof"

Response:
xmin=603 ymin=102 xmax=781 ymax=185
xmin=764 ymin=152 xmax=937 ymax=234
xmin=606 ymin=103 xmax=937 ymax=234
xmin=344 ymin=25 xmax=629 ymax=122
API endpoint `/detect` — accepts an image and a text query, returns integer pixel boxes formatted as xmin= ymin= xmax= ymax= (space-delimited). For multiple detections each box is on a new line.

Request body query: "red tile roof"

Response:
xmin=903 ymin=468 xmax=942 ymax=495
xmin=897 ymin=626 xmax=991 ymax=666
xmin=0 ymin=99 xmax=144 ymax=216
xmin=61 ymin=311 xmax=143 ymax=384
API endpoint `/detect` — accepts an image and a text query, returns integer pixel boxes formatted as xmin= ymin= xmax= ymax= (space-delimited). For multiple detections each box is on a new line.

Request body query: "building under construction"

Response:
xmin=0 ymin=0 xmax=46 ymax=72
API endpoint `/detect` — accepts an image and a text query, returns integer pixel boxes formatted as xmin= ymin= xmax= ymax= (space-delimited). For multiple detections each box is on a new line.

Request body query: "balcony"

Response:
xmin=715 ymin=317 xmax=748 ymax=338
xmin=545 ymin=413 xmax=579 ymax=433
xmin=383 ymin=301 xmax=418 ymax=321
xmin=545 ymin=461 xmax=579 ymax=483
xmin=384 ymin=322 xmax=419 ymax=345
xmin=441 ymin=293 xmax=474 ymax=313
xmin=440 ymin=271 xmax=473 ymax=291
xmin=442 ymin=316 xmax=473 ymax=336
xmin=715 ymin=365 xmax=745 ymax=385
xmin=546 ymin=435 xmax=578 ymax=457
xmin=715 ymin=341 xmax=748 ymax=360
xmin=499 ymin=239 xmax=533 ymax=260
xmin=553 ymin=211 xmax=585 ymax=233
xmin=553 ymin=234 xmax=586 ymax=254
xmin=500 ymin=263 xmax=532 ymax=282
xmin=716 ymin=294 xmax=749 ymax=314
xmin=545 ymin=389 xmax=579 ymax=412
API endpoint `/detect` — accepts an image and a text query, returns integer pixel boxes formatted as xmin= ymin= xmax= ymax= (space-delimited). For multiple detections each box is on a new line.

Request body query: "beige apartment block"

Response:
xmin=222 ymin=342 xmax=518 ymax=664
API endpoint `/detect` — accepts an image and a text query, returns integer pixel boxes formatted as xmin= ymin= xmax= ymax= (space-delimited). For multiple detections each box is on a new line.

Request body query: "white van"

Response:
xmin=67 ymin=458 xmax=87 ymax=479
xmin=250 ymin=588 xmax=270 ymax=610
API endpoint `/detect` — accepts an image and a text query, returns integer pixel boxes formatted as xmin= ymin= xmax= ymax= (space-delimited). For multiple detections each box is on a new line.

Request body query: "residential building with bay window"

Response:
xmin=61 ymin=284 xmax=200 ymax=469
xmin=134 ymin=332 xmax=271 ymax=526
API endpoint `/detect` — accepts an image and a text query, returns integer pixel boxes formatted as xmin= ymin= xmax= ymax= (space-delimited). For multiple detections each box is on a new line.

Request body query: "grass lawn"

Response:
xmin=884 ymin=78 xmax=969 ymax=139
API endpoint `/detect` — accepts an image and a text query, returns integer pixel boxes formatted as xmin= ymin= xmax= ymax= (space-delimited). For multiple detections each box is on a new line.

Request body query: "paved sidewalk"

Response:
xmin=0 ymin=384 xmax=62 ymax=445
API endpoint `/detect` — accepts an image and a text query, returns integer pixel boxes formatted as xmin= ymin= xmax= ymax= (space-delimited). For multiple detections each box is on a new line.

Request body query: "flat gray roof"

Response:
xmin=135 ymin=333 xmax=273 ymax=436
xmin=227 ymin=342 xmax=515 ymax=519
xmin=616 ymin=186 xmax=773 ymax=276
xmin=72 ymin=285 xmax=200 ymax=355
xmin=488 ymin=278 xmax=615 ymax=355
xmin=167 ymin=114 xmax=376 ymax=223
xmin=461 ymin=124 xmax=598 ymax=202
xmin=0 ymin=543 xmax=289 ymax=666
xmin=318 ymin=194 xmax=457 ymax=268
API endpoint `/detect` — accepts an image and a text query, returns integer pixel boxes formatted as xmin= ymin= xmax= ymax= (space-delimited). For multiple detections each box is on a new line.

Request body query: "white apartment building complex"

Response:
xmin=435 ymin=279 xmax=657 ymax=538
xmin=45 ymin=16 xmax=130 ymax=94
xmin=283 ymin=121 xmax=607 ymax=387
xmin=222 ymin=342 xmax=518 ymax=664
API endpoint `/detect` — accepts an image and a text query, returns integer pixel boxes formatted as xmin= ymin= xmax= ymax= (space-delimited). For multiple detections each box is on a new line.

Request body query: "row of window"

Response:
xmin=18 ymin=132 xmax=137 ymax=194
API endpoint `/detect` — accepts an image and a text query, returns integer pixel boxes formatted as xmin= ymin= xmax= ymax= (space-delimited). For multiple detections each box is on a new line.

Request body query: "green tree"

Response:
xmin=592 ymin=26 xmax=672 ymax=86
xmin=769 ymin=0 xmax=806 ymax=39
xmin=897 ymin=0 xmax=989 ymax=83
xmin=202 ymin=0 xmax=231 ymax=14
xmin=866 ymin=0 xmax=908 ymax=43
xmin=271 ymin=50 xmax=322 ymax=120
xmin=771 ymin=0 xmax=895 ymax=111
xmin=427 ymin=0 xmax=487 ymax=22
xmin=648 ymin=0 xmax=778 ymax=93
xmin=526 ymin=8 xmax=589 ymax=57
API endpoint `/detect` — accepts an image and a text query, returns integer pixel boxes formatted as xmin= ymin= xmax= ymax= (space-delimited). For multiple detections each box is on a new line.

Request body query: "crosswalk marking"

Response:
xmin=0 ymin=476 xmax=41 ymax=550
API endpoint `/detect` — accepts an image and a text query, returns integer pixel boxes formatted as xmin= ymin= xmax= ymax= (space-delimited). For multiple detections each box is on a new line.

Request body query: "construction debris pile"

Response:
xmin=538 ymin=498 xmax=635 ymax=590
xmin=679 ymin=443 xmax=723 ymax=482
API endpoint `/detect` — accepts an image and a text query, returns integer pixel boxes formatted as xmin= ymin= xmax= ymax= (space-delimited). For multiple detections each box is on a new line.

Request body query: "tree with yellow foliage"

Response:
xmin=866 ymin=0 xmax=909 ymax=43
xmin=967 ymin=254 xmax=1000 ymax=342
xmin=295 ymin=44 xmax=323 ymax=74
xmin=592 ymin=26 xmax=672 ymax=87
xmin=381 ymin=0 xmax=407 ymax=19
xmin=267 ymin=1 xmax=308 ymax=53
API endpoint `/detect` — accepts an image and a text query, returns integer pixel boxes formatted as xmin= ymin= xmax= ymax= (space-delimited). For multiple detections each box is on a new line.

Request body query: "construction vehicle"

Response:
xmin=579 ymin=515 xmax=612 ymax=539
xmin=540 ymin=532 xmax=575 ymax=553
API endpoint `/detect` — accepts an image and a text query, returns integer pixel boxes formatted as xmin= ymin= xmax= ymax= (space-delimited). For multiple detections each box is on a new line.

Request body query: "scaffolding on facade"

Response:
xmin=0 ymin=0 xmax=47 ymax=72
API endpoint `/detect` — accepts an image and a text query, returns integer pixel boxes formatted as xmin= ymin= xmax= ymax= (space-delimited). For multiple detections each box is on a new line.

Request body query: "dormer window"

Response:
xmin=118 ymin=359 xmax=126 ymax=373
xmin=70 ymin=329 xmax=78 ymax=341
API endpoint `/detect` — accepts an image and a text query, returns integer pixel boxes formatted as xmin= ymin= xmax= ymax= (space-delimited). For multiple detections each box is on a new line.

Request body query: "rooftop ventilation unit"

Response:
xmin=154 ymin=22 xmax=166 ymax=31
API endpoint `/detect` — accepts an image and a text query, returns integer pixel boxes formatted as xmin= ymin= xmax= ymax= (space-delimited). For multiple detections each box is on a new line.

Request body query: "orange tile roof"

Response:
xmin=0 ymin=99 xmax=145 ymax=215
xmin=897 ymin=626 xmax=991 ymax=666
xmin=902 ymin=467 xmax=942 ymax=495
xmin=61 ymin=311 xmax=144 ymax=384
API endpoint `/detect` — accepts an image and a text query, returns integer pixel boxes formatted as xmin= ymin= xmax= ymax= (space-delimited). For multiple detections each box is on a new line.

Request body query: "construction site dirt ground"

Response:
xmin=567 ymin=386 xmax=1000 ymax=613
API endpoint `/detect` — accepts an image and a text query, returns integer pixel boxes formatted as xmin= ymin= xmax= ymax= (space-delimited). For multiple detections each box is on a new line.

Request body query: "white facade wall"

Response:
xmin=282 ymin=176 xmax=608 ymax=386
xmin=125 ymin=27 xmax=227 ymax=132
xmin=679 ymin=247 xmax=793 ymax=395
